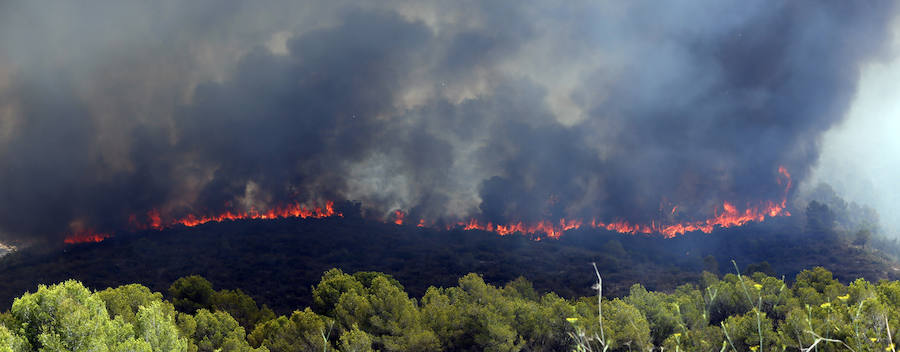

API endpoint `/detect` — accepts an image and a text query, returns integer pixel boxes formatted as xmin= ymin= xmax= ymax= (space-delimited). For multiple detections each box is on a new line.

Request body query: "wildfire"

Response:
xmin=64 ymin=229 xmax=112 ymax=244
xmin=167 ymin=201 xmax=339 ymax=228
xmin=435 ymin=166 xmax=794 ymax=240
xmin=392 ymin=210 xmax=405 ymax=225
xmin=65 ymin=168 xmax=793 ymax=244
xmin=65 ymin=201 xmax=340 ymax=244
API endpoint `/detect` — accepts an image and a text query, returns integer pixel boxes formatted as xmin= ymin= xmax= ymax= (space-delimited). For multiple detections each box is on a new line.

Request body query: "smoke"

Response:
xmin=0 ymin=1 xmax=896 ymax=243
xmin=806 ymin=21 xmax=900 ymax=237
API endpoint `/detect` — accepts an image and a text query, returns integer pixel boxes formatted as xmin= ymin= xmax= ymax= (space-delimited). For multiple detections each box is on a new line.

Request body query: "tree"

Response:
xmin=509 ymin=293 xmax=574 ymax=351
xmin=624 ymin=284 xmax=680 ymax=346
xmin=743 ymin=261 xmax=775 ymax=277
xmin=853 ymin=228 xmax=871 ymax=248
xmin=212 ymin=288 xmax=275 ymax=330
xmin=192 ymin=309 xmax=264 ymax=352
xmin=248 ymin=308 xmax=330 ymax=352
xmin=9 ymin=280 xmax=148 ymax=351
xmin=572 ymin=297 xmax=652 ymax=351
xmin=339 ymin=325 xmax=374 ymax=352
xmin=335 ymin=275 xmax=439 ymax=351
xmin=134 ymin=301 xmax=191 ymax=352
xmin=169 ymin=276 xmax=216 ymax=314
xmin=0 ymin=325 xmax=29 ymax=352
xmin=721 ymin=311 xmax=778 ymax=351
xmin=806 ymin=201 xmax=836 ymax=235
xmin=312 ymin=269 xmax=366 ymax=315
xmin=96 ymin=283 xmax=169 ymax=325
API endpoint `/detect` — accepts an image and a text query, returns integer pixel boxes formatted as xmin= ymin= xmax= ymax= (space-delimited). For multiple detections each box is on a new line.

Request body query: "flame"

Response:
xmin=447 ymin=166 xmax=793 ymax=240
xmin=65 ymin=167 xmax=793 ymax=244
xmin=64 ymin=229 xmax=112 ymax=244
xmin=160 ymin=201 xmax=339 ymax=228
xmin=392 ymin=210 xmax=405 ymax=225
xmin=65 ymin=201 xmax=340 ymax=244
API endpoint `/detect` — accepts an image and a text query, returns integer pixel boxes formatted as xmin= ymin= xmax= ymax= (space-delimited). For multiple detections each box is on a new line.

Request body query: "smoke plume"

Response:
xmin=0 ymin=1 xmax=896 ymax=243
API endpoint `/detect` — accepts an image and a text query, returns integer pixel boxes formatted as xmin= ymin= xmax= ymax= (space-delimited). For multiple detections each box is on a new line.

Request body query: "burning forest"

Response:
xmin=65 ymin=165 xmax=792 ymax=244
xmin=5 ymin=3 xmax=900 ymax=351
xmin=0 ymin=1 xmax=897 ymax=248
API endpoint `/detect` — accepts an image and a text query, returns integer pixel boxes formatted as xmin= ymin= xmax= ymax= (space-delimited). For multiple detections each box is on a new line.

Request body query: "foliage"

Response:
xmin=211 ymin=288 xmax=276 ymax=330
xmin=6 ymin=280 xmax=181 ymax=352
xmin=3 ymin=214 xmax=900 ymax=319
xmin=247 ymin=308 xmax=328 ymax=352
xmin=4 ymin=266 xmax=900 ymax=351
xmin=338 ymin=325 xmax=374 ymax=352
xmin=169 ymin=276 xmax=216 ymax=314
xmin=134 ymin=301 xmax=191 ymax=351
xmin=0 ymin=325 xmax=29 ymax=352
xmin=97 ymin=283 xmax=169 ymax=324
xmin=192 ymin=309 xmax=263 ymax=352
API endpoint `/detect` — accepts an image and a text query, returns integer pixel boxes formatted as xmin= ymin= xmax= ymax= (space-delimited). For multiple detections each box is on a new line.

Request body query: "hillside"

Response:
xmin=0 ymin=214 xmax=897 ymax=314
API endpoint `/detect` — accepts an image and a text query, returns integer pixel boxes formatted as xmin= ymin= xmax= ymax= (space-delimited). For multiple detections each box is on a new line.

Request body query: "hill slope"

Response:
xmin=0 ymin=216 xmax=897 ymax=313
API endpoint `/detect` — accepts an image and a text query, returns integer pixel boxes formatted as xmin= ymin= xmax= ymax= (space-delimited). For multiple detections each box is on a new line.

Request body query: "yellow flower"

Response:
xmin=838 ymin=294 xmax=850 ymax=301
xmin=566 ymin=317 xmax=578 ymax=324
xmin=886 ymin=343 xmax=894 ymax=351
xmin=750 ymin=345 xmax=759 ymax=351
xmin=753 ymin=284 xmax=763 ymax=290
xmin=674 ymin=333 xmax=681 ymax=338
xmin=871 ymin=337 xmax=879 ymax=343
xmin=820 ymin=302 xmax=831 ymax=308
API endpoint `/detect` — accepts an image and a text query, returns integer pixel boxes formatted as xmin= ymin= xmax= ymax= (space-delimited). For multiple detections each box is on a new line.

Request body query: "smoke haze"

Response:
xmin=807 ymin=19 xmax=900 ymax=236
xmin=0 ymin=1 xmax=897 ymax=243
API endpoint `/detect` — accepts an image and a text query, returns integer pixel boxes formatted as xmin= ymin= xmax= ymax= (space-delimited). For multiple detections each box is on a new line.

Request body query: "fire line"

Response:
xmin=65 ymin=167 xmax=792 ymax=243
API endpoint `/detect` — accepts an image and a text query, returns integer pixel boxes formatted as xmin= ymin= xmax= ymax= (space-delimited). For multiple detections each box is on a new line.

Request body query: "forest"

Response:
xmin=2 ymin=264 xmax=900 ymax=351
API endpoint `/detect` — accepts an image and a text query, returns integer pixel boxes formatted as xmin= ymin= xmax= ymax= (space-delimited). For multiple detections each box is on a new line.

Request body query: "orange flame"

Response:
xmin=392 ymin=210 xmax=405 ymax=225
xmin=65 ymin=201 xmax=340 ymax=244
xmin=64 ymin=229 xmax=112 ymax=244
xmin=168 ymin=201 xmax=339 ymax=228
xmin=449 ymin=166 xmax=793 ymax=240
xmin=66 ymin=167 xmax=793 ymax=243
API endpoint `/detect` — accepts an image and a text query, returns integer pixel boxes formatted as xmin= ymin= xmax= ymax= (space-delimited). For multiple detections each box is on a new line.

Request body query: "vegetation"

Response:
xmin=0 ymin=205 xmax=898 ymax=318
xmin=3 ymin=265 xmax=900 ymax=351
xmin=0 ymin=187 xmax=897 ymax=350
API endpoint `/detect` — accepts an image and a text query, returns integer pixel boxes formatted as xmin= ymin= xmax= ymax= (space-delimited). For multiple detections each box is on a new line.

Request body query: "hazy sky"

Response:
xmin=810 ymin=19 xmax=900 ymax=234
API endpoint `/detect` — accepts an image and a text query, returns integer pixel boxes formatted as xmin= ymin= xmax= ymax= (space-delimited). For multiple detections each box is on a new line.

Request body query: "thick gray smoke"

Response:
xmin=0 ymin=1 xmax=896 ymax=243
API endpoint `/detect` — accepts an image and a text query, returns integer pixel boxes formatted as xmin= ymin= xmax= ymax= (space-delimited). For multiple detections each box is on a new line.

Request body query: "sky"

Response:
xmin=0 ymin=1 xmax=898 ymax=244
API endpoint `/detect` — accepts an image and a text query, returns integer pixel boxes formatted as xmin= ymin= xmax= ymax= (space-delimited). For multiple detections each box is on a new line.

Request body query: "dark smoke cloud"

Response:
xmin=0 ymin=1 xmax=896 ymax=243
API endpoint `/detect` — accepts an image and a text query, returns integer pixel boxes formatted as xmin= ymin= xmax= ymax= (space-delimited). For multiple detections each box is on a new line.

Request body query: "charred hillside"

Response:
xmin=0 ymin=214 xmax=897 ymax=314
